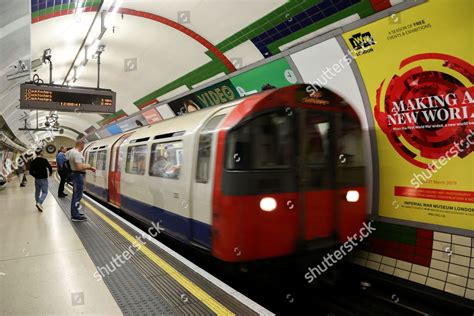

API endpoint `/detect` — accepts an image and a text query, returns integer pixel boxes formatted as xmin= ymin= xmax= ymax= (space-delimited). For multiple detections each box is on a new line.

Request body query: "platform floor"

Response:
xmin=0 ymin=176 xmax=121 ymax=315
xmin=0 ymin=174 xmax=271 ymax=315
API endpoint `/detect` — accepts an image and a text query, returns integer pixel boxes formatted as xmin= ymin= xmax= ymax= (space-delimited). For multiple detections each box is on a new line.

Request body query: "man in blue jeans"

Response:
xmin=56 ymin=146 xmax=68 ymax=197
xmin=29 ymin=150 xmax=53 ymax=212
xmin=67 ymin=141 xmax=95 ymax=222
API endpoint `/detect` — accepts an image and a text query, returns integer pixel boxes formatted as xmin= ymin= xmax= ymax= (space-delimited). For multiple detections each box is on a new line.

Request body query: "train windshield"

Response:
xmin=225 ymin=108 xmax=364 ymax=180
xmin=226 ymin=110 xmax=294 ymax=170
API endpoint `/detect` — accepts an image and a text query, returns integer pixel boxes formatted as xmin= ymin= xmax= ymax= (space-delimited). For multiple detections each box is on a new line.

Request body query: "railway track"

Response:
xmin=86 ymin=191 xmax=472 ymax=315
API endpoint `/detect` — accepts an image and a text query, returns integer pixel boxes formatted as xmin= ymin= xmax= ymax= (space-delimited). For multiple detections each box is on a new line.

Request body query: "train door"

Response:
xmin=108 ymin=133 xmax=133 ymax=207
xmin=297 ymin=109 xmax=339 ymax=245
xmin=191 ymin=113 xmax=229 ymax=247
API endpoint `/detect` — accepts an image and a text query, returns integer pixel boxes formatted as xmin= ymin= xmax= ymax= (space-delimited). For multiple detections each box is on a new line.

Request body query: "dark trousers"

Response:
xmin=71 ymin=172 xmax=85 ymax=218
xmin=58 ymin=169 xmax=66 ymax=195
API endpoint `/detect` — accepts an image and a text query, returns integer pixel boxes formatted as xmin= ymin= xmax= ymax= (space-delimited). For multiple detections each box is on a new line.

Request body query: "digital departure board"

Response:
xmin=20 ymin=83 xmax=116 ymax=113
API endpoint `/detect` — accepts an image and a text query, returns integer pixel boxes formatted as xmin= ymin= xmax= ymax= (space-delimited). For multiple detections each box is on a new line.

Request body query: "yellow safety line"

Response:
xmin=63 ymin=185 xmax=234 ymax=315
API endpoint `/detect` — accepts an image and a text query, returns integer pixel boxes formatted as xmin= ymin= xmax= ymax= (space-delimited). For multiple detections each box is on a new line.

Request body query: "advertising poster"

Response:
xmin=106 ymin=124 xmax=123 ymax=136
xmin=342 ymin=0 xmax=473 ymax=230
xmin=143 ymin=108 xmax=162 ymax=124
xmin=230 ymin=58 xmax=299 ymax=97
xmin=168 ymin=80 xmax=239 ymax=115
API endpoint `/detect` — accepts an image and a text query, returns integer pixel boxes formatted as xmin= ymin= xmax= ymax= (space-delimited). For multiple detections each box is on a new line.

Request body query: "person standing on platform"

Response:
xmin=29 ymin=150 xmax=52 ymax=212
xmin=17 ymin=161 xmax=27 ymax=187
xmin=56 ymin=146 xmax=68 ymax=197
xmin=68 ymin=141 xmax=95 ymax=222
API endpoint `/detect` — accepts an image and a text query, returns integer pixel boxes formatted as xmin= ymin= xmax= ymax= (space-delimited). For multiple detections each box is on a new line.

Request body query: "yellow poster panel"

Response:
xmin=343 ymin=0 xmax=474 ymax=230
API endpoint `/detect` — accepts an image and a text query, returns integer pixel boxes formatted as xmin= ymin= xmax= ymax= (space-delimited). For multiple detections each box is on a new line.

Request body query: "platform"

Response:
xmin=0 ymin=176 xmax=121 ymax=315
xmin=0 ymin=175 xmax=272 ymax=315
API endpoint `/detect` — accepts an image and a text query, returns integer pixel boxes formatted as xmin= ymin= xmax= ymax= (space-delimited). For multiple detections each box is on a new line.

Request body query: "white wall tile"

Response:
xmin=412 ymin=264 xmax=429 ymax=276
xmin=428 ymin=268 xmax=447 ymax=281
xmin=465 ymin=288 xmax=474 ymax=300
xmin=449 ymin=263 xmax=469 ymax=277
xmin=380 ymin=264 xmax=395 ymax=275
xmin=381 ymin=256 xmax=396 ymax=267
xmin=444 ymin=283 xmax=465 ymax=297
xmin=447 ymin=274 xmax=467 ymax=287
xmin=433 ymin=232 xmax=451 ymax=242
xmin=450 ymin=255 xmax=470 ymax=268
xmin=430 ymin=259 xmax=449 ymax=272
xmin=409 ymin=273 xmax=427 ymax=285
xmin=368 ymin=253 xmax=382 ymax=263
xmin=467 ymin=278 xmax=474 ymax=290
xmin=432 ymin=240 xmax=449 ymax=252
xmin=426 ymin=277 xmax=445 ymax=290
xmin=452 ymin=235 xmax=471 ymax=247
xmin=453 ymin=245 xmax=470 ymax=257
xmin=366 ymin=260 xmax=381 ymax=271
xmin=395 ymin=260 xmax=412 ymax=271
xmin=432 ymin=250 xmax=450 ymax=262
xmin=394 ymin=269 xmax=410 ymax=280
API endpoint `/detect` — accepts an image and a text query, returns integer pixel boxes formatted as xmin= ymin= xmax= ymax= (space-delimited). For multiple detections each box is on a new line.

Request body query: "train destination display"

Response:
xmin=20 ymin=83 xmax=116 ymax=113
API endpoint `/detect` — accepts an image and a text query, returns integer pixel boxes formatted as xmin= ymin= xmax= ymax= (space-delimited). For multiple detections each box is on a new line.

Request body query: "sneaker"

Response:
xmin=35 ymin=203 xmax=44 ymax=212
xmin=58 ymin=193 xmax=68 ymax=198
xmin=71 ymin=216 xmax=87 ymax=222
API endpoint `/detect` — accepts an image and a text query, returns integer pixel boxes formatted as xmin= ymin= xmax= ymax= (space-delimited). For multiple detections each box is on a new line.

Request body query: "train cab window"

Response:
xmin=339 ymin=116 xmax=364 ymax=167
xmin=306 ymin=113 xmax=331 ymax=166
xmin=226 ymin=110 xmax=293 ymax=170
xmin=196 ymin=115 xmax=225 ymax=183
xmin=305 ymin=112 xmax=335 ymax=188
xmin=149 ymin=142 xmax=183 ymax=179
xmin=96 ymin=150 xmax=107 ymax=171
xmin=125 ymin=145 xmax=147 ymax=175
xmin=337 ymin=114 xmax=365 ymax=186
xmin=88 ymin=151 xmax=97 ymax=168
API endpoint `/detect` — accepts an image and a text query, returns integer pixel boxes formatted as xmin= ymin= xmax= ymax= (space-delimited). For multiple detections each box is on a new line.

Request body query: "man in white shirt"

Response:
xmin=68 ymin=141 xmax=95 ymax=221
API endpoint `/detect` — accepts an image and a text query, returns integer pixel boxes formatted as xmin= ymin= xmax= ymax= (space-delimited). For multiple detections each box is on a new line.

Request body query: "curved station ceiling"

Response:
xmin=1 ymin=0 xmax=399 ymax=147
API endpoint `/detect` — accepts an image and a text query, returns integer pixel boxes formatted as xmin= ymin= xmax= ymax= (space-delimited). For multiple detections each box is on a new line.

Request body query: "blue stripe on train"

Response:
xmin=120 ymin=194 xmax=212 ymax=249
xmin=84 ymin=182 xmax=212 ymax=249
xmin=85 ymin=182 xmax=108 ymax=200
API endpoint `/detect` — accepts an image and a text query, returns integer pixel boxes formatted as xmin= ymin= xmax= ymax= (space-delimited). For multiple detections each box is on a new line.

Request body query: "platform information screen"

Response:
xmin=20 ymin=83 xmax=116 ymax=114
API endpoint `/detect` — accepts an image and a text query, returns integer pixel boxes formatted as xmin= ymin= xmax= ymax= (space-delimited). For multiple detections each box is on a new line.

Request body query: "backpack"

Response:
xmin=64 ymin=160 xmax=72 ymax=173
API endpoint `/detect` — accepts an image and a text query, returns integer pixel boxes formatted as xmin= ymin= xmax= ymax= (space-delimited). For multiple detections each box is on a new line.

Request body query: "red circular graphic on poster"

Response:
xmin=374 ymin=53 xmax=474 ymax=168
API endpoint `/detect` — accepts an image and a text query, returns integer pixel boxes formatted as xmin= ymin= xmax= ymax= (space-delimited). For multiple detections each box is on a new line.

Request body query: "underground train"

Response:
xmin=83 ymin=84 xmax=367 ymax=262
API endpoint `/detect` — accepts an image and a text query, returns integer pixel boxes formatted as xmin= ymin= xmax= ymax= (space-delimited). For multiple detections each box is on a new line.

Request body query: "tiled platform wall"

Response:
xmin=349 ymin=221 xmax=474 ymax=301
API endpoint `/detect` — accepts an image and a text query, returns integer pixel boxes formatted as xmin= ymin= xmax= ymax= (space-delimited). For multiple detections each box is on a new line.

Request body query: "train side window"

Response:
xmin=149 ymin=142 xmax=183 ymax=179
xmin=88 ymin=151 xmax=97 ymax=168
xmin=96 ymin=150 xmax=107 ymax=171
xmin=125 ymin=145 xmax=147 ymax=175
xmin=226 ymin=110 xmax=294 ymax=170
xmin=196 ymin=115 xmax=225 ymax=183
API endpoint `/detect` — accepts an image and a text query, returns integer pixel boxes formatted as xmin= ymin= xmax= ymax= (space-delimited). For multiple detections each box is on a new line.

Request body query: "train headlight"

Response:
xmin=346 ymin=190 xmax=359 ymax=202
xmin=260 ymin=197 xmax=277 ymax=212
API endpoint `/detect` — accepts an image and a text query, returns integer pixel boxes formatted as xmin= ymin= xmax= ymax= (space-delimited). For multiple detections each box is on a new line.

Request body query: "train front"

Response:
xmin=211 ymin=84 xmax=369 ymax=262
